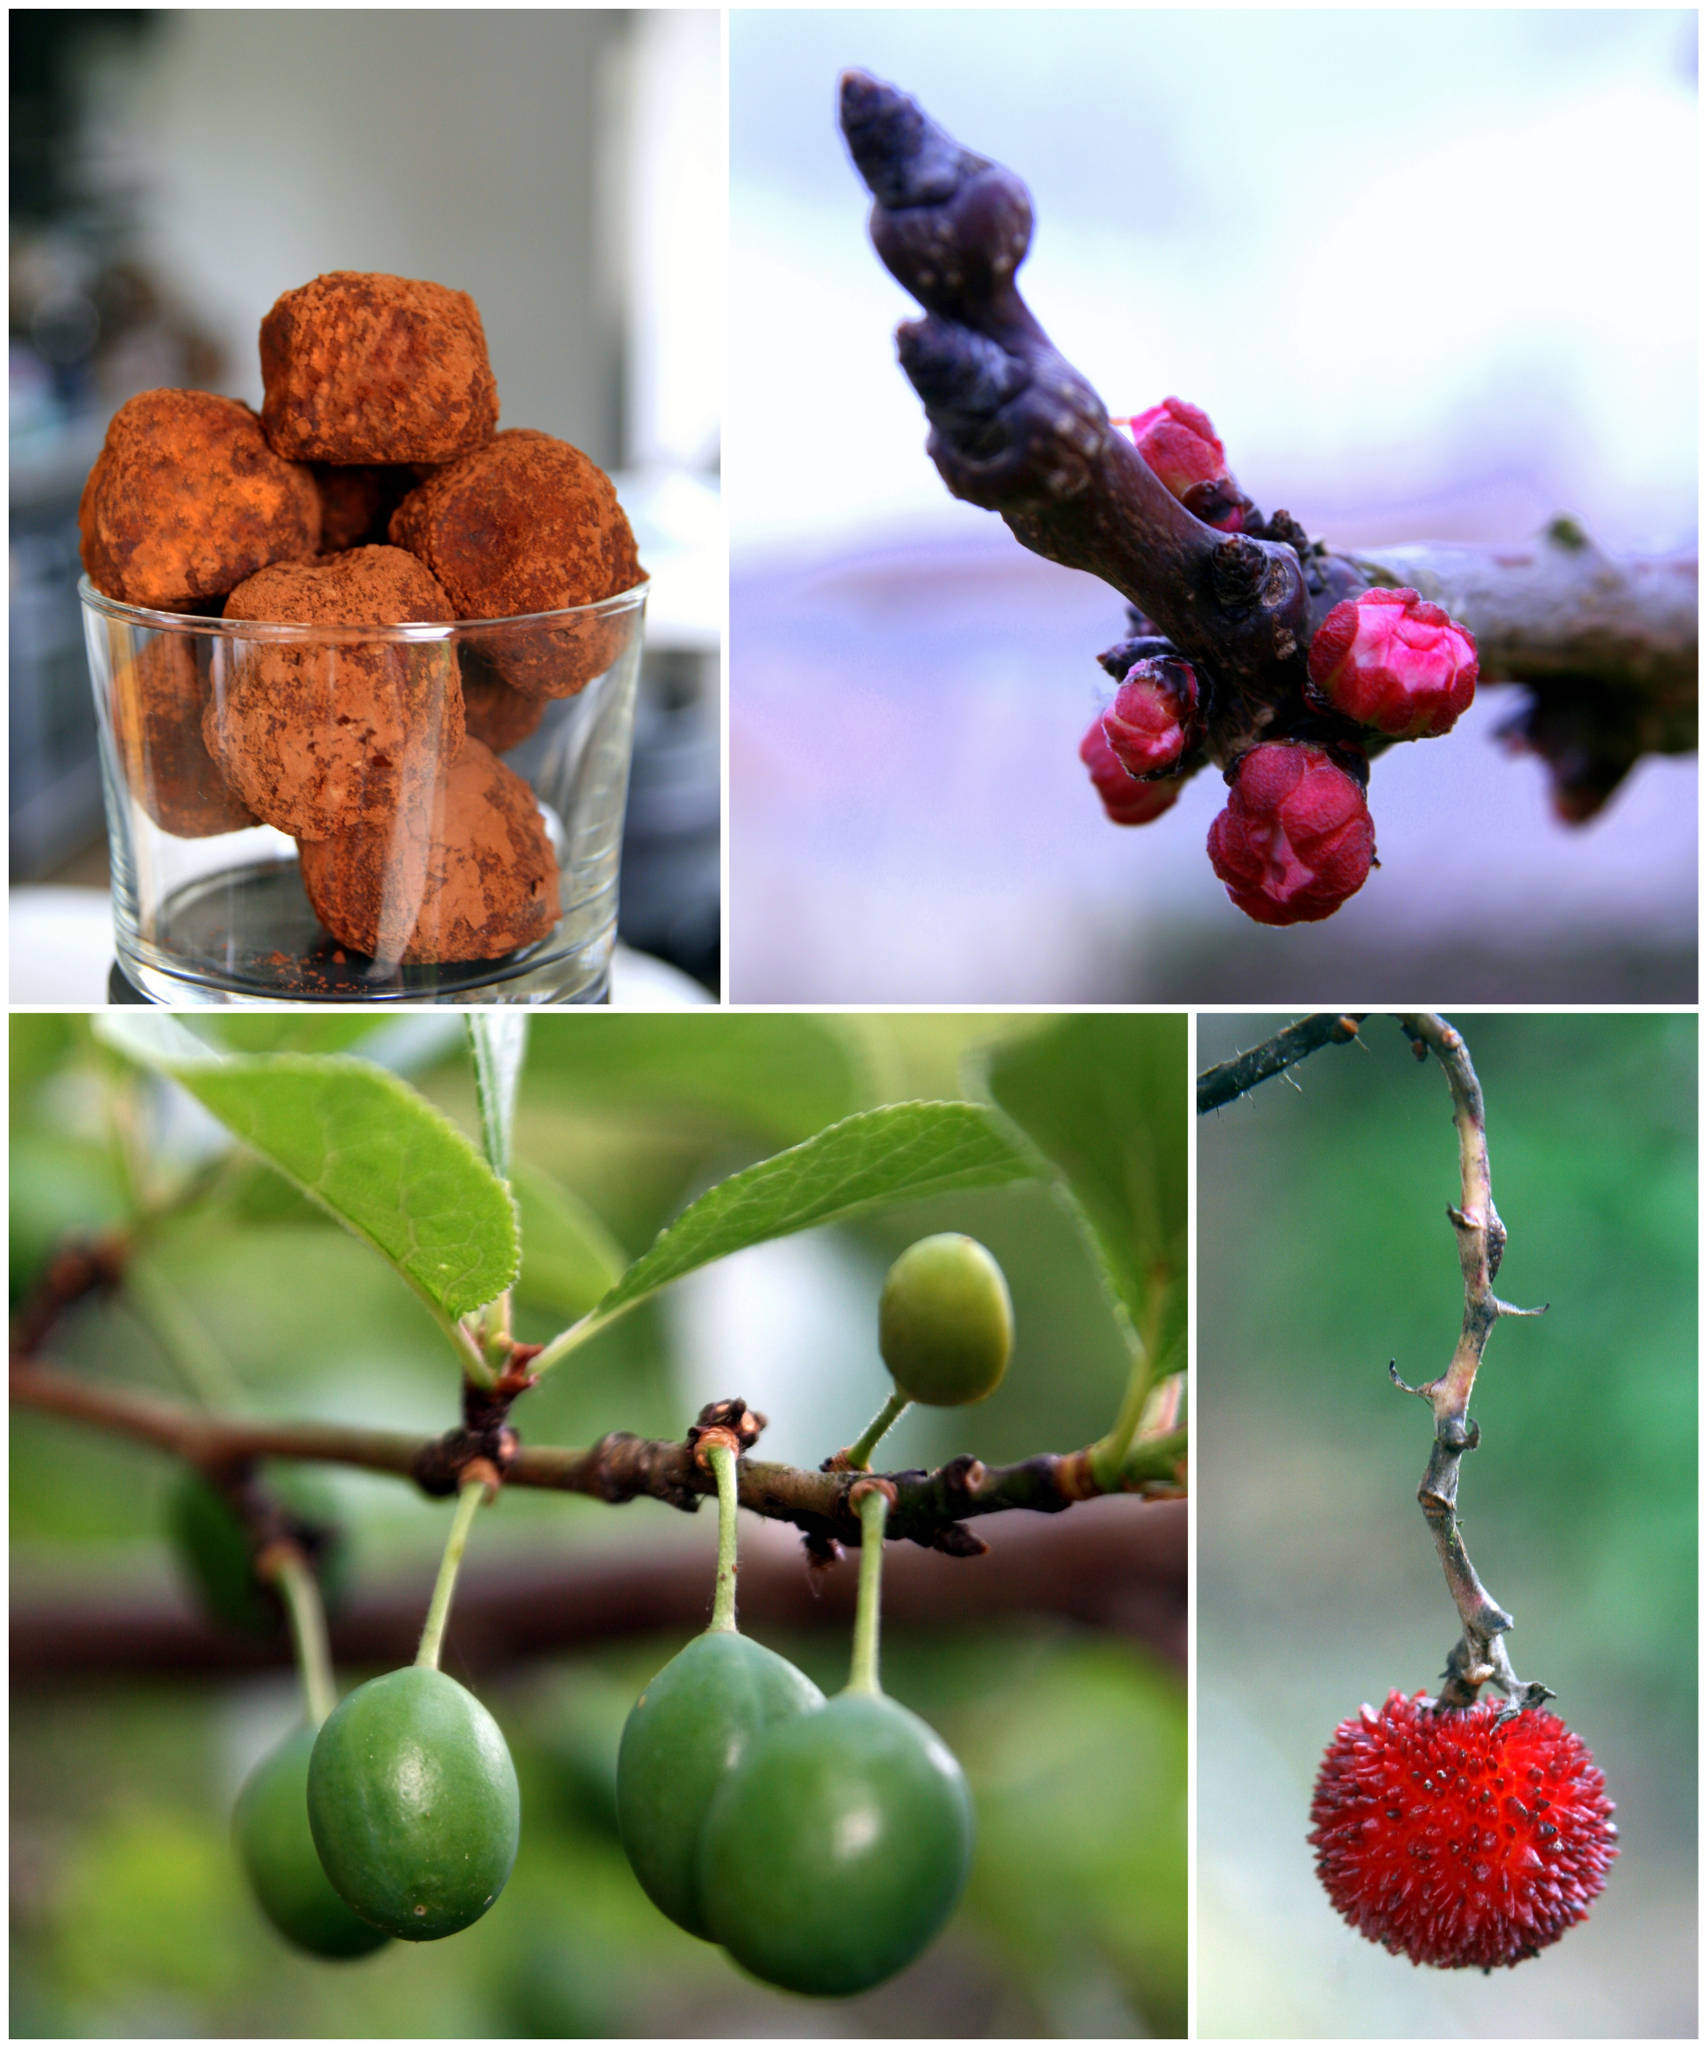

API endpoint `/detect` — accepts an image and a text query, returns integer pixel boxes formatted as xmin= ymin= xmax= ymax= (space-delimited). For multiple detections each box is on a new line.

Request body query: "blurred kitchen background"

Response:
xmin=1197 ymin=1012 xmax=1696 ymax=2038
xmin=10 ymin=9 xmax=721 ymax=994
xmin=728 ymin=9 xmax=1698 ymax=1002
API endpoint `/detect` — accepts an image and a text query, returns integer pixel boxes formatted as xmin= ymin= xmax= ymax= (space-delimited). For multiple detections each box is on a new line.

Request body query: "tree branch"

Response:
xmin=841 ymin=71 xmax=1697 ymax=816
xmin=1196 ymin=1013 xmax=1366 ymax=1114
xmin=838 ymin=67 xmax=1315 ymax=715
xmin=1200 ymin=1013 xmax=1554 ymax=1711
xmin=9 ymin=1360 xmax=1185 ymax=1563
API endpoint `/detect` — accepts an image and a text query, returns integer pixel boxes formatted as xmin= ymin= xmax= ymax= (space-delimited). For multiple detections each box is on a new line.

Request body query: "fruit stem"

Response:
xmin=845 ymin=1486 xmax=890 ymax=1696
xmin=270 ymin=1544 xmax=336 ymax=1726
xmin=1090 ymin=1284 xmax=1167 ymax=1490
xmin=706 ymin=1438 xmax=741 ymax=1633
xmin=415 ymin=1471 xmax=493 ymax=1672
xmin=844 ymin=1391 xmax=909 ymax=1470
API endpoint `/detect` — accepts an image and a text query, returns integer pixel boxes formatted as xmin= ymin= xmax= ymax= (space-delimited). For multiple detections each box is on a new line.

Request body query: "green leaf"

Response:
xmin=93 ymin=1015 xmax=517 ymax=1320
xmin=979 ymin=1016 xmax=1188 ymax=1359
xmin=585 ymin=1101 xmax=1032 ymax=1326
xmin=467 ymin=1015 xmax=529 ymax=1181
xmin=521 ymin=1016 xmax=872 ymax=1145
xmin=513 ymin=1160 xmax=628 ymax=1320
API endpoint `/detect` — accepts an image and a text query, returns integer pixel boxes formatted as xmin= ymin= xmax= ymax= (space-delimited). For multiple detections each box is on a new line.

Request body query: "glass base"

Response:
xmin=116 ymin=860 xmax=611 ymax=1005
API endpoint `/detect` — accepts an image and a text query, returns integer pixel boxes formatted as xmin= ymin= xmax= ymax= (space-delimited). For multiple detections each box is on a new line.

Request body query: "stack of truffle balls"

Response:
xmin=79 ymin=272 xmax=642 ymax=967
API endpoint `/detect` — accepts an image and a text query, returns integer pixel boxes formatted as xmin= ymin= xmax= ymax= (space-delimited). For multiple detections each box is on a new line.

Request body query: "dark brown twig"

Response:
xmin=1196 ymin=1014 xmax=1366 ymax=1114
xmin=838 ymin=67 xmax=1317 ymax=728
xmin=10 ymin=1363 xmax=1182 ymax=1560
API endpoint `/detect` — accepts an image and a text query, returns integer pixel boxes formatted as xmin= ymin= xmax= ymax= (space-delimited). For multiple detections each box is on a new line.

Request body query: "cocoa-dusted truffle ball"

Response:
xmin=389 ymin=429 xmax=640 ymax=698
xmin=459 ymin=648 xmax=548 ymax=753
xmin=110 ymin=634 xmax=258 ymax=838
xmin=310 ymin=463 xmax=418 ymax=552
xmin=79 ymin=390 xmax=321 ymax=611
xmin=299 ymin=737 xmax=556 ymax=965
xmin=205 ymin=547 xmax=463 ymax=841
xmin=260 ymin=273 xmax=499 ymax=464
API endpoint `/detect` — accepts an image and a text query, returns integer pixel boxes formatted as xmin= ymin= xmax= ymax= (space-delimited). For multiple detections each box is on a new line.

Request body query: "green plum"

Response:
xmin=617 ymin=1630 xmax=824 ymax=1938
xmin=308 ymin=1665 xmax=519 ymax=1941
xmin=699 ymin=1690 xmax=974 ymax=1997
xmin=233 ymin=1725 xmax=390 ymax=1959
xmin=878 ymin=1234 xmax=1013 ymax=1407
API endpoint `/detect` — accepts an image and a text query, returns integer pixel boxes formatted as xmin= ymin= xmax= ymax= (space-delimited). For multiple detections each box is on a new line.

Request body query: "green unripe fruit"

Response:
xmin=308 ymin=1666 xmax=520 ymax=1941
xmin=699 ymin=1691 xmax=974 ymax=1997
xmin=233 ymin=1726 xmax=390 ymax=1959
xmin=616 ymin=1629 xmax=825 ymax=1939
xmin=878 ymin=1233 xmax=1013 ymax=1407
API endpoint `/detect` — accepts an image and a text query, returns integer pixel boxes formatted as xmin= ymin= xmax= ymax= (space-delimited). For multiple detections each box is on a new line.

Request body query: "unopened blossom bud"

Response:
xmin=1118 ymin=397 xmax=1250 ymax=532
xmin=1101 ymin=656 xmax=1200 ymax=779
xmin=1079 ymin=718 xmax=1181 ymax=827
xmin=1307 ymin=586 xmax=1478 ymax=739
xmin=1206 ymin=741 xmax=1374 ymax=925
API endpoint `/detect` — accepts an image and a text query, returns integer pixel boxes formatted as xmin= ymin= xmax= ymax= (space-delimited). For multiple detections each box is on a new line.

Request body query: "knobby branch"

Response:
xmin=7 ymin=1362 xmax=1186 ymax=1562
xmin=1198 ymin=1011 xmax=1550 ymax=1711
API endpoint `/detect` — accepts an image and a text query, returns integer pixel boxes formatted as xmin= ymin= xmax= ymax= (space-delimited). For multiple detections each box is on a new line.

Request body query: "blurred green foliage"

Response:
xmin=10 ymin=1012 xmax=1185 ymax=2038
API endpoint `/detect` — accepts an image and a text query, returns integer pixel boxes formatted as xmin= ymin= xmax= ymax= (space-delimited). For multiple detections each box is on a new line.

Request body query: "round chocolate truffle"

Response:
xmin=389 ymin=429 xmax=640 ymax=698
xmin=204 ymin=547 xmax=463 ymax=841
xmin=79 ymin=390 xmax=321 ymax=612
xmin=310 ymin=463 xmax=417 ymax=552
xmin=260 ymin=273 xmax=499 ymax=465
xmin=459 ymin=649 xmax=548 ymax=753
xmin=298 ymin=738 xmax=557 ymax=965
xmin=110 ymin=634 xmax=258 ymax=838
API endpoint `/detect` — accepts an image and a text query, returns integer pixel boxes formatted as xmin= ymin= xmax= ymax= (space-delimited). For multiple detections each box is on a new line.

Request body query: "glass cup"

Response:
xmin=80 ymin=578 xmax=646 ymax=1004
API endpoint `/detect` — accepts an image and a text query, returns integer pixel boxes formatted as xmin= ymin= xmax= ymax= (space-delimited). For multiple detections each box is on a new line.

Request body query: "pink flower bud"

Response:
xmin=1118 ymin=397 xmax=1249 ymax=532
xmin=1306 ymin=586 xmax=1478 ymax=739
xmin=1080 ymin=717 xmax=1182 ymax=826
xmin=1206 ymin=741 xmax=1375 ymax=925
xmin=1101 ymin=656 xmax=1200 ymax=779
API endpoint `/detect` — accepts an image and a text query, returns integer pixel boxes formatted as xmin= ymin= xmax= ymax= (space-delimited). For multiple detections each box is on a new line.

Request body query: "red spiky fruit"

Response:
xmin=1309 ymin=1690 xmax=1617 ymax=1970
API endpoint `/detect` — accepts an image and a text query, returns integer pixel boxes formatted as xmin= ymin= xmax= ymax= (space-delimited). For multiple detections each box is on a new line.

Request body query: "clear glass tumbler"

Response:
xmin=80 ymin=579 xmax=646 ymax=1004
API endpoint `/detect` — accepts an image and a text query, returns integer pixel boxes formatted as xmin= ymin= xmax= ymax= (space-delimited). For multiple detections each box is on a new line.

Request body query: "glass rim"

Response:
xmin=77 ymin=571 xmax=649 ymax=644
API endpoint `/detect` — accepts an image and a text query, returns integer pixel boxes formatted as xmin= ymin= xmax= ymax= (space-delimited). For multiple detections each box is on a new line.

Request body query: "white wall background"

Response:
xmin=110 ymin=8 xmax=719 ymax=473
